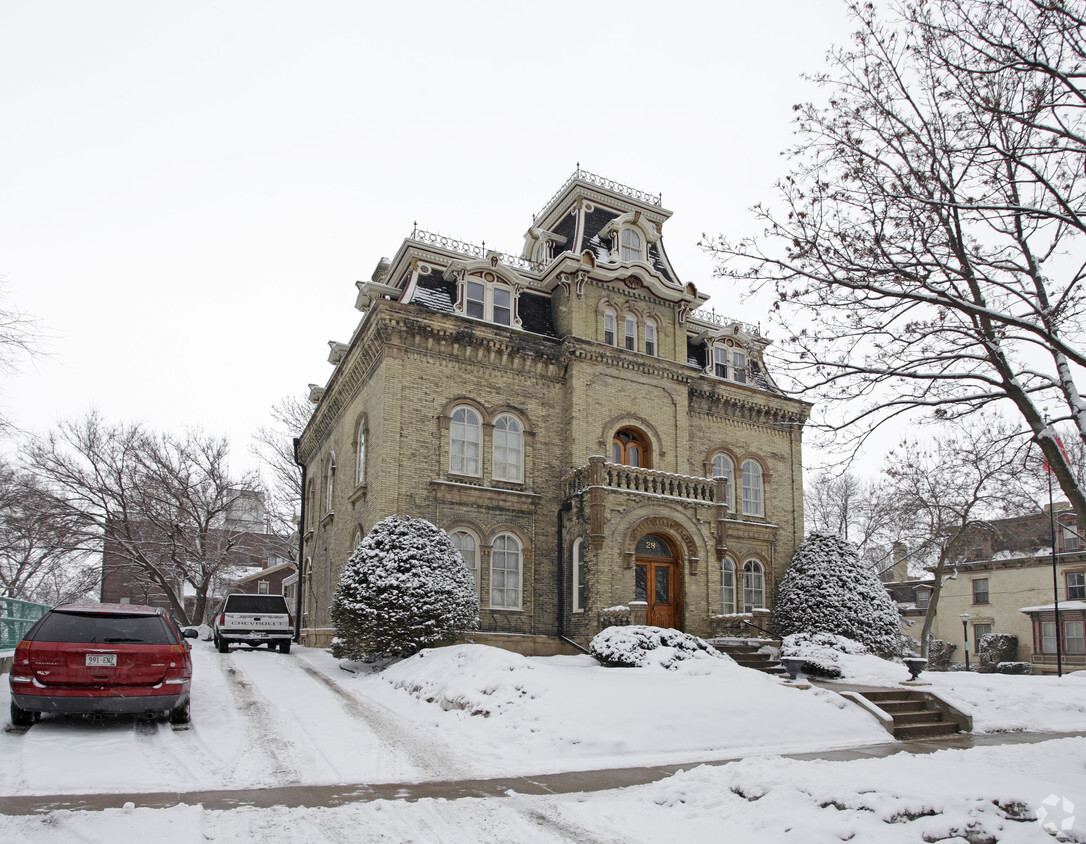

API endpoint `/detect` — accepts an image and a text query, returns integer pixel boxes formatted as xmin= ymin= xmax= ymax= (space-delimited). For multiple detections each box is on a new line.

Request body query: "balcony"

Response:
xmin=562 ymin=456 xmax=720 ymax=504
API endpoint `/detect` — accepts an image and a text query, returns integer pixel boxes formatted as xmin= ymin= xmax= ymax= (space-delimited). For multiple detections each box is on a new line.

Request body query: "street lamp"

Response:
xmin=960 ymin=612 xmax=971 ymax=671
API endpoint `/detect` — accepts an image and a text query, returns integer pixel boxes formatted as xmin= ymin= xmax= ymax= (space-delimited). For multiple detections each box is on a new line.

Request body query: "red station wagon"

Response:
xmin=9 ymin=603 xmax=197 ymax=727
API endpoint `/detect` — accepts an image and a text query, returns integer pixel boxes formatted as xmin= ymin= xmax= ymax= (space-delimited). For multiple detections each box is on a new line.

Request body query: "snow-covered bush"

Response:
xmin=773 ymin=534 xmax=904 ymax=657
xmin=780 ymin=632 xmax=869 ymax=679
xmin=589 ymin=625 xmax=727 ymax=670
xmin=996 ymin=661 xmax=1032 ymax=675
xmin=978 ymin=634 xmax=1018 ymax=673
xmin=925 ymin=638 xmax=957 ymax=671
xmin=330 ymin=515 xmax=479 ymax=661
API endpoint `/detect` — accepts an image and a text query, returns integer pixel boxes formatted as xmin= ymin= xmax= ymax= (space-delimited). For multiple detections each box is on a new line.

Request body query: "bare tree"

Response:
xmin=250 ymin=394 xmax=311 ymax=536
xmin=881 ymin=417 xmax=1033 ymax=656
xmin=805 ymin=469 xmax=899 ymax=571
xmin=0 ymin=462 xmax=96 ymax=604
xmin=27 ymin=412 xmax=273 ymax=624
xmin=702 ymin=0 xmax=1086 ymax=529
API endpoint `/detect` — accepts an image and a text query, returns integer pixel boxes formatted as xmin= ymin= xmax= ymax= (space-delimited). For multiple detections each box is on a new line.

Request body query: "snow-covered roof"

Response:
xmin=1019 ymin=601 xmax=1086 ymax=613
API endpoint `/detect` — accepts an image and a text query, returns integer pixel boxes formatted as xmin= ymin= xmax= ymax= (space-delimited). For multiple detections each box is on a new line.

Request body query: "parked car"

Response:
xmin=9 ymin=603 xmax=198 ymax=727
xmin=213 ymin=593 xmax=293 ymax=654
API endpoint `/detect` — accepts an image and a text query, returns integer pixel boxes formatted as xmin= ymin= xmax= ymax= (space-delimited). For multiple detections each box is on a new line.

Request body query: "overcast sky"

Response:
xmin=0 ymin=1 xmax=856 ymax=472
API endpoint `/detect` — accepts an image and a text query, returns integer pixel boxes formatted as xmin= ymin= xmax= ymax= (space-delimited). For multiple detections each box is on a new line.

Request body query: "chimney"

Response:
xmin=892 ymin=542 xmax=908 ymax=582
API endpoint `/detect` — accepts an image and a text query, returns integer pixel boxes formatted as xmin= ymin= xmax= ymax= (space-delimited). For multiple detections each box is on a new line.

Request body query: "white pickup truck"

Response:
xmin=213 ymin=594 xmax=294 ymax=654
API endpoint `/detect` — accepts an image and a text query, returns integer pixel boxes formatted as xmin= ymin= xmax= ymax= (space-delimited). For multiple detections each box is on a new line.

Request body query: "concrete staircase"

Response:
xmin=860 ymin=689 xmax=962 ymax=740
xmin=712 ymin=640 xmax=786 ymax=676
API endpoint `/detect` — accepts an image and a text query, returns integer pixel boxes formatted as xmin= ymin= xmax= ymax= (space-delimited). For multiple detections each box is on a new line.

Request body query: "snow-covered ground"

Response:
xmin=2 ymin=641 xmax=1085 ymax=842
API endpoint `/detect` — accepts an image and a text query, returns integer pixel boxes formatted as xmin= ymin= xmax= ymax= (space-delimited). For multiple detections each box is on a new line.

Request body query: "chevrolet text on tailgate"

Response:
xmin=213 ymin=594 xmax=294 ymax=654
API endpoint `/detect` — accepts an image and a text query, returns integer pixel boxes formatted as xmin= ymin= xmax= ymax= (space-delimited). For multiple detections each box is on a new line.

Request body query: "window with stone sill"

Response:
xmin=624 ymin=316 xmax=636 ymax=351
xmin=1068 ymin=571 xmax=1085 ymax=601
xmin=741 ymin=459 xmax=764 ymax=517
xmin=572 ymin=538 xmax=586 ymax=613
xmin=450 ymin=530 xmax=480 ymax=599
xmin=915 ymin=589 xmax=931 ymax=611
xmin=743 ymin=560 xmax=765 ymax=613
xmin=972 ymin=578 xmax=989 ymax=605
xmin=490 ymin=533 xmax=522 ymax=609
xmin=603 ymin=311 xmax=616 ymax=346
xmin=492 ymin=413 xmax=524 ymax=483
xmin=972 ymin=622 xmax=992 ymax=653
xmin=462 ymin=275 xmax=515 ymax=327
xmin=722 ymin=558 xmax=736 ymax=614
xmin=711 ymin=453 xmax=736 ymax=512
xmin=644 ymin=320 xmax=657 ymax=356
xmin=449 ymin=406 xmax=482 ymax=477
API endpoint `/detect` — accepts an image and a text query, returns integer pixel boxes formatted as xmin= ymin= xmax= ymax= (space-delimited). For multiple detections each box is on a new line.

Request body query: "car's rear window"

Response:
xmin=32 ymin=611 xmax=173 ymax=645
xmin=224 ymin=595 xmax=289 ymax=614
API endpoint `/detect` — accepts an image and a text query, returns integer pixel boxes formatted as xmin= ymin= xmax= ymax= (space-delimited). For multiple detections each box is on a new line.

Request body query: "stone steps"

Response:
xmin=860 ymin=689 xmax=961 ymax=740
xmin=712 ymin=641 xmax=786 ymax=676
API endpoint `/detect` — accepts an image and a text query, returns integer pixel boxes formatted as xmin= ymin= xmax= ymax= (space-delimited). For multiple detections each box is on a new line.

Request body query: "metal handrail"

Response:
xmin=0 ymin=597 xmax=51 ymax=649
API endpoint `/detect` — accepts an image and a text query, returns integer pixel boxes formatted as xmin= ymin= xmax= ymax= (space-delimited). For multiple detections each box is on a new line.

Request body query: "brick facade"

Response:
xmin=296 ymin=171 xmax=810 ymax=652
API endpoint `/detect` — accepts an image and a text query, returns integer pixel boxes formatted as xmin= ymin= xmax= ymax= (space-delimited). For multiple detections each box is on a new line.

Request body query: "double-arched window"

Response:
xmin=743 ymin=560 xmax=765 ymax=612
xmin=449 ymin=406 xmax=483 ymax=476
xmin=612 ymin=427 xmax=651 ymax=468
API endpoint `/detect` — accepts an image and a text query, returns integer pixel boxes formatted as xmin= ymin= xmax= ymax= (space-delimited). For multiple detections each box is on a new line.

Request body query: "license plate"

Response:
xmin=86 ymin=653 xmax=117 ymax=667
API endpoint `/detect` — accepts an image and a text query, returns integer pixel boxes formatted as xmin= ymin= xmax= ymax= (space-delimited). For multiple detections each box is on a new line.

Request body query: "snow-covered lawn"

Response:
xmin=2 ymin=641 xmax=1085 ymax=842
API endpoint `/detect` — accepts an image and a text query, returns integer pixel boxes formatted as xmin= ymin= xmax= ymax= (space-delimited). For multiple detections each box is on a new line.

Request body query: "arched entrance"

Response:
xmin=634 ymin=533 xmax=682 ymax=630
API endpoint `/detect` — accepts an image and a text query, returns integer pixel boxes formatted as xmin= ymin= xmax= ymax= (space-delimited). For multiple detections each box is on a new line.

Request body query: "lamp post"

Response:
xmin=960 ymin=612 xmax=970 ymax=671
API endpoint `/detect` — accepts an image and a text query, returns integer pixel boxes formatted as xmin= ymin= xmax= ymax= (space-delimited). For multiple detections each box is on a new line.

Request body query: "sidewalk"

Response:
xmin=2 ymin=729 xmax=1083 ymax=816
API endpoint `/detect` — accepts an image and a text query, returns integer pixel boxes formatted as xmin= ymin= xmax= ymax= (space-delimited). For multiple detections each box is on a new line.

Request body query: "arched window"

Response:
xmin=325 ymin=453 xmax=336 ymax=513
xmin=603 ymin=310 xmax=616 ymax=346
xmin=722 ymin=558 xmax=737 ymax=614
xmin=450 ymin=530 xmax=479 ymax=596
xmin=612 ymin=427 xmax=651 ymax=468
xmin=355 ymin=421 xmax=366 ymax=486
xmin=353 ymin=527 xmax=363 ymax=550
xmin=620 ymin=228 xmax=642 ymax=262
xmin=305 ymin=482 xmax=316 ymax=530
xmin=743 ymin=560 xmax=765 ymax=612
xmin=572 ymin=538 xmax=586 ymax=613
xmin=624 ymin=316 xmax=636 ymax=351
xmin=742 ymin=459 xmax=764 ymax=517
xmin=449 ymin=406 xmax=482 ymax=476
xmin=644 ymin=320 xmax=657 ymax=356
xmin=492 ymin=414 xmax=524 ymax=483
xmin=712 ymin=453 xmax=736 ymax=512
xmin=490 ymin=533 xmax=522 ymax=609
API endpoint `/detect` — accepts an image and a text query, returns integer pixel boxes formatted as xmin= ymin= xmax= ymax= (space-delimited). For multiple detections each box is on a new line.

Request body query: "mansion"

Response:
xmin=295 ymin=171 xmax=810 ymax=652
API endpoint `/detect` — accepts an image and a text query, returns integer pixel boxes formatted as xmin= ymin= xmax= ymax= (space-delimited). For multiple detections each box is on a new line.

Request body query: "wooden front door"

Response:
xmin=634 ymin=534 xmax=682 ymax=630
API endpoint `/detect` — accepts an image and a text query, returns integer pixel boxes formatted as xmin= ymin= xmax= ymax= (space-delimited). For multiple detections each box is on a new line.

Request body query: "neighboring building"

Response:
xmin=295 ymin=170 xmax=811 ymax=653
xmin=924 ymin=506 xmax=1085 ymax=673
xmin=101 ymin=493 xmax=295 ymax=622
xmin=229 ymin=560 xmax=297 ymax=597
xmin=879 ymin=544 xmax=933 ymax=639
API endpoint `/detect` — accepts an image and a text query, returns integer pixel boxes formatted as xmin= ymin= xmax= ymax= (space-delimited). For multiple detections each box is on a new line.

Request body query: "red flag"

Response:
xmin=1043 ymin=434 xmax=1070 ymax=474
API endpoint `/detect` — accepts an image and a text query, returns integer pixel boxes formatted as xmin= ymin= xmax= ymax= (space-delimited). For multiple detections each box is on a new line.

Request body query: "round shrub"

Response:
xmin=590 ymin=625 xmax=728 ymax=670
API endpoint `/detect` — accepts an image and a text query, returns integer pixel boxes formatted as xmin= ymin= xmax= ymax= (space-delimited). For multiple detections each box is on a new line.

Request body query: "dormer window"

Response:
xmin=712 ymin=343 xmax=748 ymax=384
xmin=460 ymin=273 xmax=517 ymax=327
xmin=620 ymin=228 xmax=643 ymax=262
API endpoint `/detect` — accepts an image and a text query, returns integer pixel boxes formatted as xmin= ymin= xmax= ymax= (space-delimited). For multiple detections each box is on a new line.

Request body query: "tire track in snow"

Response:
xmin=292 ymin=656 xmax=469 ymax=780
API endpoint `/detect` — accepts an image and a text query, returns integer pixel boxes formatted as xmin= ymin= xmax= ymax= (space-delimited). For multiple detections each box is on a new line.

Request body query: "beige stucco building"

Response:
xmin=920 ymin=508 xmax=1085 ymax=674
xmin=295 ymin=171 xmax=810 ymax=653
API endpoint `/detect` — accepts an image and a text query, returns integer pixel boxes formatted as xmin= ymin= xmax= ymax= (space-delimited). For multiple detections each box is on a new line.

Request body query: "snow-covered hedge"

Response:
xmin=589 ymin=625 xmax=728 ymax=670
xmin=995 ymin=661 xmax=1032 ymax=675
xmin=330 ymin=515 xmax=479 ymax=660
xmin=925 ymin=638 xmax=957 ymax=671
xmin=773 ymin=534 xmax=904 ymax=657
xmin=978 ymin=634 xmax=1018 ymax=673
xmin=780 ymin=632 xmax=869 ymax=679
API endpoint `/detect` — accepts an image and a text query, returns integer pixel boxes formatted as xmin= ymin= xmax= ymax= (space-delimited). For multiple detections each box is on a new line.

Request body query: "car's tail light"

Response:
xmin=10 ymin=641 xmax=32 ymax=679
xmin=163 ymin=643 xmax=191 ymax=684
xmin=288 ymin=612 xmax=294 ymax=628
xmin=219 ymin=613 xmax=225 ymax=626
